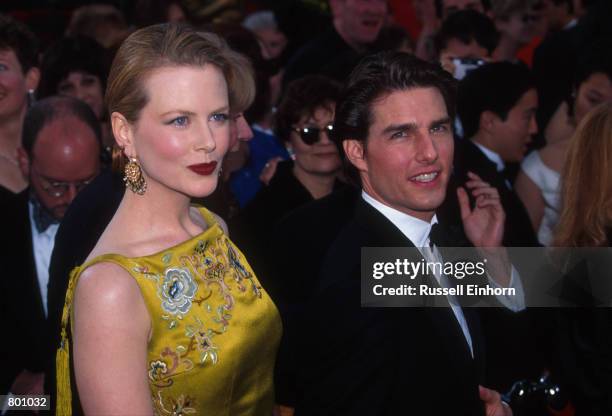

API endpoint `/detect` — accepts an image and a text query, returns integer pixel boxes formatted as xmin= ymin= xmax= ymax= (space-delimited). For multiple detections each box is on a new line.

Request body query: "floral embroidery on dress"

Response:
xmin=154 ymin=391 xmax=196 ymax=415
xmin=131 ymin=228 xmax=267 ymax=407
xmin=148 ymin=346 xmax=195 ymax=388
xmin=159 ymin=267 xmax=198 ymax=315
xmin=226 ymin=240 xmax=262 ymax=298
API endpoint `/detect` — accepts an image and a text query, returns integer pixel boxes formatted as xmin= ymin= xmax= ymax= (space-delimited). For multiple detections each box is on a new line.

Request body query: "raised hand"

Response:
xmin=457 ymin=171 xmax=505 ymax=248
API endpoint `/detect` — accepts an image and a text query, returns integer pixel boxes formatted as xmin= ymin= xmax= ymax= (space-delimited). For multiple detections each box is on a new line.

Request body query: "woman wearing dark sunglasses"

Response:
xmin=231 ymin=75 xmax=344 ymax=283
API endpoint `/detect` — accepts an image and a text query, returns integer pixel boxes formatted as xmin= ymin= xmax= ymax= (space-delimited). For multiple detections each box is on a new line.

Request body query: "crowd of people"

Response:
xmin=1 ymin=0 xmax=612 ymax=415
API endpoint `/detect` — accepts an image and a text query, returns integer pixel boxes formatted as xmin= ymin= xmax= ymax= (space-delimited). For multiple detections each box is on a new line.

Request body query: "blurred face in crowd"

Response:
xmin=0 ymin=48 xmax=39 ymax=120
xmin=221 ymin=112 xmax=254 ymax=181
xmin=114 ymin=65 xmax=230 ymax=199
xmin=18 ymin=116 xmax=100 ymax=219
xmin=255 ymin=28 xmax=288 ymax=60
xmin=489 ymin=88 xmax=538 ymax=162
xmin=57 ymin=71 xmax=105 ymax=119
xmin=496 ymin=11 xmax=536 ymax=45
xmin=332 ymin=0 xmax=387 ymax=48
xmin=289 ymin=103 xmax=341 ymax=179
xmin=574 ymin=72 xmax=612 ymax=125
xmin=441 ymin=0 xmax=485 ymax=19
xmin=345 ymin=87 xmax=453 ymax=221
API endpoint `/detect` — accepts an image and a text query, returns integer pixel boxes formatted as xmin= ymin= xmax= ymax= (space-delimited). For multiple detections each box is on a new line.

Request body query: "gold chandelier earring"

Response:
xmin=124 ymin=157 xmax=147 ymax=195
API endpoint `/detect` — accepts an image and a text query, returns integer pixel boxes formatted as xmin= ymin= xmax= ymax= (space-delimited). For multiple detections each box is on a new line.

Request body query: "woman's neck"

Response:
xmin=0 ymin=109 xmax=26 ymax=158
xmin=293 ymin=165 xmax=337 ymax=200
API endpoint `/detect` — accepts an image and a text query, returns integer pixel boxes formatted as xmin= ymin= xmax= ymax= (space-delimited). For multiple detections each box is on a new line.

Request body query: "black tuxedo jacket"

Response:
xmin=0 ymin=189 xmax=48 ymax=394
xmin=450 ymin=139 xmax=539 ymax=248
xmin=448 ymin=140 xmax=547 ymax=392
xmin=292 ymin=198 xmax=486 ymax=415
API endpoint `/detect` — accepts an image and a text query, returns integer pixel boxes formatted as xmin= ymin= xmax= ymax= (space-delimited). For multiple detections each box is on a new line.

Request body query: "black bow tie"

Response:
xmin=31 ymin=196 xmax=59 ymax=233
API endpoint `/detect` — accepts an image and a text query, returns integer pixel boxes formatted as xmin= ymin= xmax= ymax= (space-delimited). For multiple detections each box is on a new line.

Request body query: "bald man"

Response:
xmin=0 ymin=96 xmax=101 ymax=397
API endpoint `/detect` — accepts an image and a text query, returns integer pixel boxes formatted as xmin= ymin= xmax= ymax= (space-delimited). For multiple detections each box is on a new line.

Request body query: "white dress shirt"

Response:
xmin=28 ymin=201 xmax=59 ymax=318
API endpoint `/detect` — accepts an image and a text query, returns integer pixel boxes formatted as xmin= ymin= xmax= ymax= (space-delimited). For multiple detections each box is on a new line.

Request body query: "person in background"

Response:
xmin=243 ymin=10 xmax=289 ymax=61
xmin=0 ymin=96 xmax=101 ymax=397
xmin=540 ymin=0 xmax=577 ymax=33
xmin=65 ymin=4 xmax=131 ymax=50
xmin=130 ymin=0 xmax=187 ymax=27
xmin=435 ymin=9 xmax=499 ymax=79
xmin=372 ymin=24 xmax=415 ymax=54
xmin=231 ymin=75 xmax=343 ymax=299
xmin=283 ymin=0 xmax=387 ymax=86
xmin=38 ymin=36 xmax=113 ymax=150
xmin=553 ymin=101 xmax=612 ymax=416
xmin=414 ymin=0 xmax=490 ymax=61
xmin=515 ymin=39 xmax=612 ymax=245
xmin=491 ymin=0 xmax=539 ymax=62
xmin=0 ymin=13 xmax=39 ymax=194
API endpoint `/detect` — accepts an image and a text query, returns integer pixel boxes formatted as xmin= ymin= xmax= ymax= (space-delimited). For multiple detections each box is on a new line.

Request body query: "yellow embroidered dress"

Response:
xmin=56 ymin=207 xmax=282 ymax=415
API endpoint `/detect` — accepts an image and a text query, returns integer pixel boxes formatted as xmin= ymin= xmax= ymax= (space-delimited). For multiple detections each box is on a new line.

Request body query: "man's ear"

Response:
xmin=16 ymin=147 xmax=30 ymax=179
xmin=111 ymin=112 xmax=135 ymax=157
xmin=343 ymin=139 xmax=367 ymax=172
xmin=25 ymin=67 xmax=40 ymax=92
xmin=479 ymin=110 xmax=499 ymax=135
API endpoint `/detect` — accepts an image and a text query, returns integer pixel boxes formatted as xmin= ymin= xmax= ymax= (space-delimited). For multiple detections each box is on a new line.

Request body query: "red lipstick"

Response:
xmin=188 ymin=161 xmax=217 ymax=176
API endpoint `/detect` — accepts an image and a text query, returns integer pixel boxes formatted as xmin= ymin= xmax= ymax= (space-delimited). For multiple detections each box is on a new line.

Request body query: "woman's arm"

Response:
xmin=515 ymin=169 xmax=545 ymax=234
xmin=72 ymin=262 xmax=153 ymax=415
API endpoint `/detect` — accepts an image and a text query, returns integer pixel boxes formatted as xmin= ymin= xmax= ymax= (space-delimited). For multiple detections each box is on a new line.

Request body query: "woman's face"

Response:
xmin=122 ymin=65 xmax=230 ymax=199
xmin=574 ymin=72 xmax=612 ymax=125
xmin=58 ymin=71 xmax=105 ymax=119
xmin=289 ymin=104 xmax=341 ymax=178
xmin=0 ymin=48 xmax=36 ymax=120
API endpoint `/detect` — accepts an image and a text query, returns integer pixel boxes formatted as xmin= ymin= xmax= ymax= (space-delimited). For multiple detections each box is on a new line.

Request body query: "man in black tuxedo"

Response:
xmin=292 ymin=52 xmax=519 ymax=415
xmin=0 ymin=96 xmax=101 ymax=397
xmin=453 ymin=62 xmax=539 ymax=248
xmin=451 ymin=62 xmax=546 ymax=393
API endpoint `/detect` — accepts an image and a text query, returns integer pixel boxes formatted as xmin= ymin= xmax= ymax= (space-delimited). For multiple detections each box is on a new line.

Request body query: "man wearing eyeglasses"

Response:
xmin=0 ymin=96 xmax=100 ymax=400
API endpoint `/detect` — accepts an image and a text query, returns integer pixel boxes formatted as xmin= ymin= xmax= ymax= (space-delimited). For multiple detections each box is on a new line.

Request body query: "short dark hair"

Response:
xmin=22 ymin=96 xmax=102 ymax=157
xmin=275 ymin=75 xmax=342 ymax=142
xmin=38 ymin=36 xmax=111 ymax=101
xmin=0 ymin=13 xmax=39 ymax=73
xmin=333 ymin=51 xmax=456 ymax=185
xmin=435 ymin=0 xmax=491 ymax=18
xmin=457 ymin=62 xmax=534 ymax=139
xmin=435 ymin=10 xmax=499 ymax=56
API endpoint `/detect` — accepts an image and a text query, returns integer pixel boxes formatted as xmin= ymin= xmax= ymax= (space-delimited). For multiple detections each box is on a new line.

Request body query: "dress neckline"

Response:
xmin=79 ymin=205 xmax=220 ymax=269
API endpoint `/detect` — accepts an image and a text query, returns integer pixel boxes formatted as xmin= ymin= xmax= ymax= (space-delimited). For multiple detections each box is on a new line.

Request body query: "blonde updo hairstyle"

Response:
xmin=107 ymin=23 xmax=255 ymax=172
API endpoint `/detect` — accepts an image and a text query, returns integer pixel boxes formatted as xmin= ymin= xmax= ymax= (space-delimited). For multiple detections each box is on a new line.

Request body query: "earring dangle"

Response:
xmin=124 ymin=158 xmax=147 ymax=195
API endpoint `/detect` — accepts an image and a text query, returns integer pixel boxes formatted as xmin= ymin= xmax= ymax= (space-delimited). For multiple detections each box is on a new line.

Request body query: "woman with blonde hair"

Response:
xmin=554 ymin=101 xmax=612 ymax=247
xmin=553 ymin=101 xmax=612 ymax=416
xmin=56 ymin=23 xmax=280 ymax=415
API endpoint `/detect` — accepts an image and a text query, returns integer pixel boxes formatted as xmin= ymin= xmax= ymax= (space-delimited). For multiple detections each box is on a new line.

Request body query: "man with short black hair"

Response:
xmin=293 ymin=51 xmax=517 ymax=415
xmin=455 ymin=62 xmax=539 ymax=247
xmin=435 ymin=10 xmax=499 ymax=78
xmin=0 ymin=96 xmax=101 ymax=396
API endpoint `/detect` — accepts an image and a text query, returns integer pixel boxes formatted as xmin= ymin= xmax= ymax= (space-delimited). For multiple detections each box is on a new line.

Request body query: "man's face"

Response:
xmin=441 ymin=0 xmax=484 ymax=19
xmin=489 ymin=88 xmax=538 ymax=163
xmin=23 ymin=117 xmax=100 ymax=220
xmin=335 ymin=0 xmax=387 ymax=47
xmin=347 ymin=87 xmax=454 ymax=221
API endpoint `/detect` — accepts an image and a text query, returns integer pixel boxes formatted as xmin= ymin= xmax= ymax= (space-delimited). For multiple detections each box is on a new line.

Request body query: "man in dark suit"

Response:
xmin=451 ymin=62 xmax=546 ymax=393
xmin=292 ymin=51 xmax=519 ymax=415
xmin=453 ymin=61 xmax=539 ymax=248
xmin=0 ymin=96 xmax=101 ymax=397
